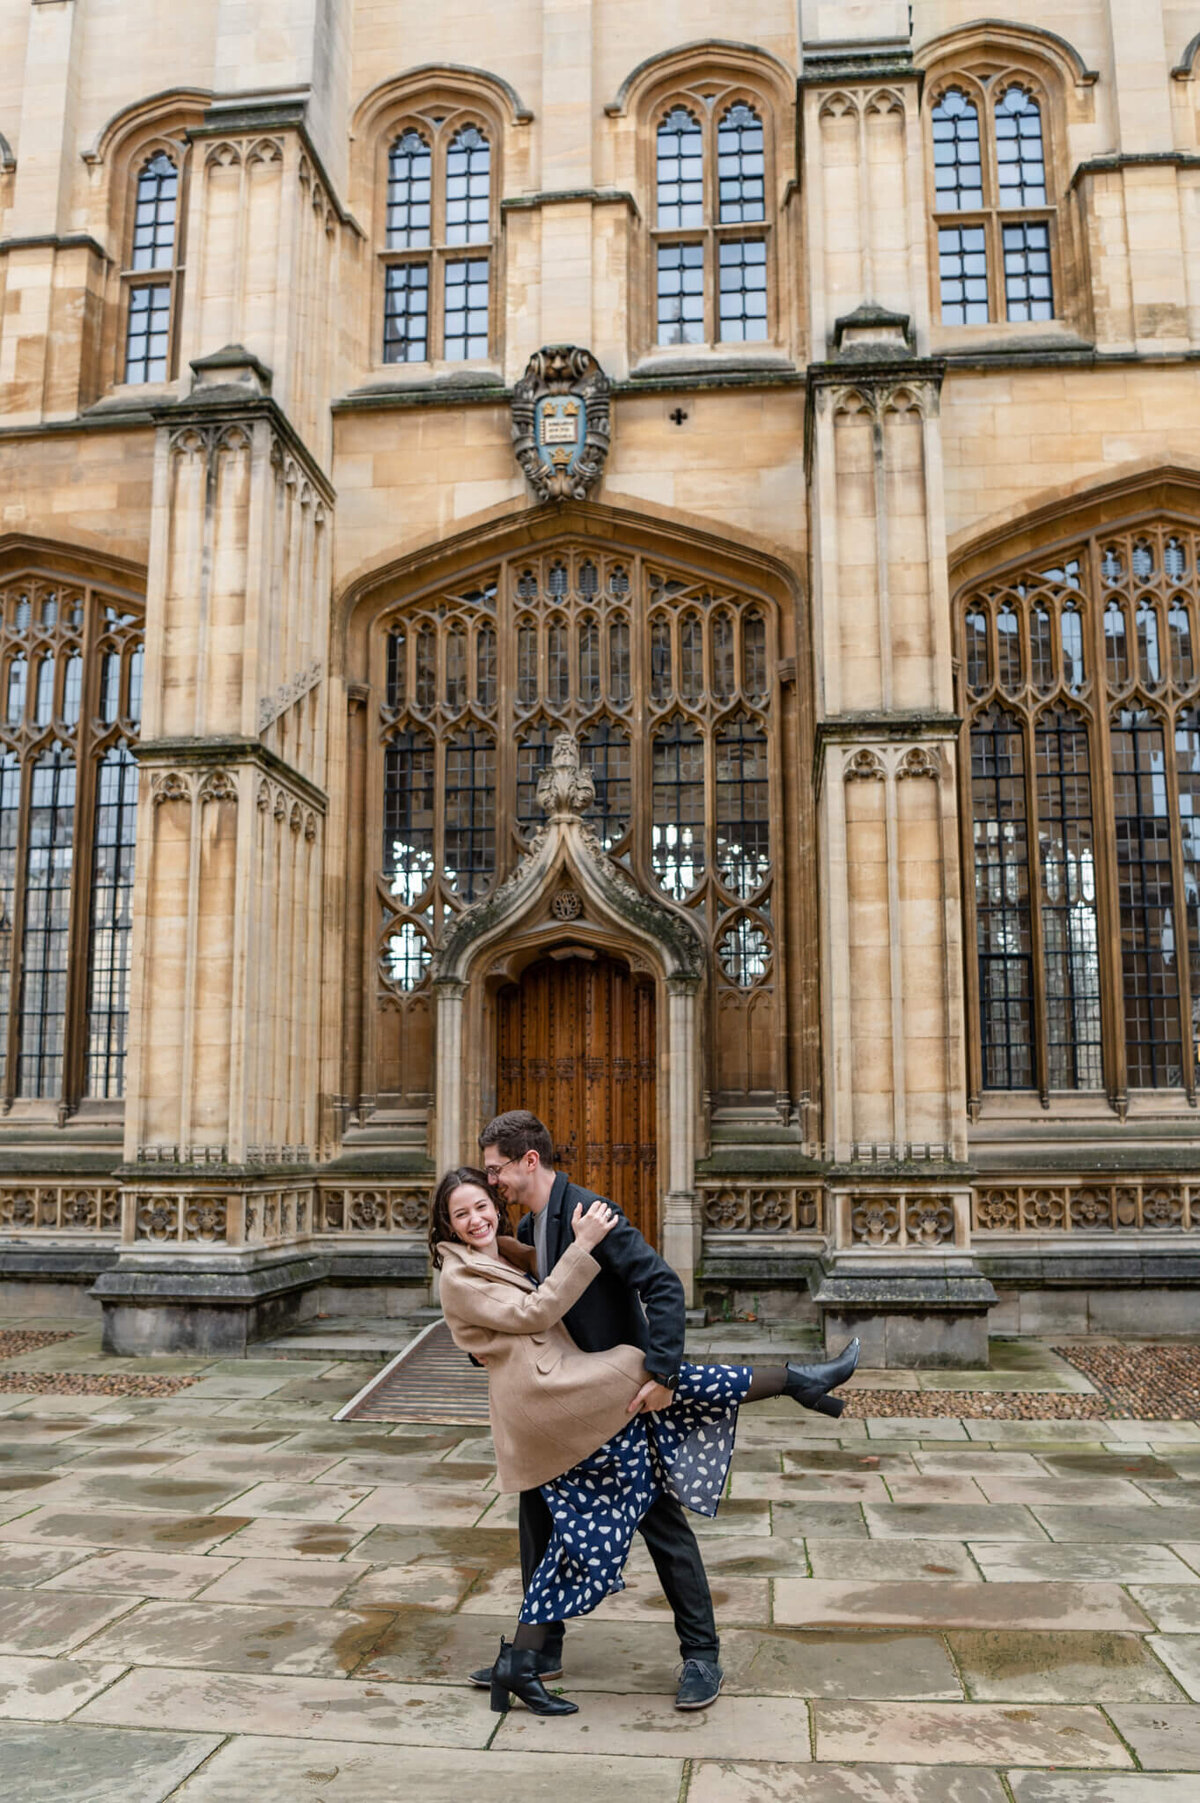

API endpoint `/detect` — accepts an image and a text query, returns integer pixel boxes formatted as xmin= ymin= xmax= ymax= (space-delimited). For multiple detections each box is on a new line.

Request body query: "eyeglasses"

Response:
xmin=483 ymin=1155 xmax=521 ymax=1183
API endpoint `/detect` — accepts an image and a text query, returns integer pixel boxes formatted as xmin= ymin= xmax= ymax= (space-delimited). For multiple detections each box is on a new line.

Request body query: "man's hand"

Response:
xmin=627 ymin=1378 xmax=674 ymax=1416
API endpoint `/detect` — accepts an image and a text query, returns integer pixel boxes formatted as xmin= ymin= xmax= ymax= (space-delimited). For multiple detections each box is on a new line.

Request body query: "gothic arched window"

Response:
xmin=373 ymin=549 xmax=781 ymax=1110
xmin=123 ymin=149 xmax=182 ymax=383
xmin=929 ymin=73 xmax=1056 ymax=326
xmin=651 ymin=88 xmax=771 ymax=348
xmin=0 ymin=571 xmax=143 ymax=1103
xmin=961 ymin=521 xmax=1200 ymax=1106
xmin=381 ymin=113 xmax=494 ymax=364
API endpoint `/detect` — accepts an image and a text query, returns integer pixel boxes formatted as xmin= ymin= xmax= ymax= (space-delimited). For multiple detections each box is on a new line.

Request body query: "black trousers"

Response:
xmin=518 ymin=1483 xmax=719 ymax=1664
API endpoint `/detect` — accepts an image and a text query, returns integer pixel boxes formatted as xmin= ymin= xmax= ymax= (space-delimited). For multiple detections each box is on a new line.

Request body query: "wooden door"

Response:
xmin=496 ymin=953 xmax=658 ymax=1245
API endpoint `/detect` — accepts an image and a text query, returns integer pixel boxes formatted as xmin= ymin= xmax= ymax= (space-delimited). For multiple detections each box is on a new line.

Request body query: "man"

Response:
xmin=468 ymin=1108 xmax=724 ymax=1710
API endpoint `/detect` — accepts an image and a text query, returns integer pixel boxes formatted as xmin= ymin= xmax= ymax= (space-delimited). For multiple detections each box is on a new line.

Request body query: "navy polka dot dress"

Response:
xmin=518 ymin=1360 xmax=752 ymax=1627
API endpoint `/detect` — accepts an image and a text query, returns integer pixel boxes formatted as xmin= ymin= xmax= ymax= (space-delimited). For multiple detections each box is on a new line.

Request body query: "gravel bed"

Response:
xmin=1052 ymin=1342 xmax=1200 ymax=1422
xmin=842 ymin=1388 xmax=1117 ymax=1419
xmin=0 ymin=1330 xmax=77 ymax=1361
xmin=0 ymin=1371 xmax=200 ymax=1397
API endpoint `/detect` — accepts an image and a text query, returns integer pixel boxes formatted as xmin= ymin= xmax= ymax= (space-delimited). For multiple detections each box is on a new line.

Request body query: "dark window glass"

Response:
xmin=996 ymin=602 xmax=1022 ymax=691
xmin=717 ymin=102 xmax=765 ymax=223
xmin=1036 ymin=707 xmax=1101 ymax=1087
xmin=86 ymin=745 xmax=138 ymax=1097
xmin=650 ymin=618 xmax=672 ymax=702
xmin=1137 ymin=599 xmax=1162 ymax=688
xmin=679 ymin=614 xmax=703 ymax=701
xmin=383 ymin=263 xmax=430 ymax=363
xmin=931 ymin=88 xmax=983 ymax=211
xmin=443 ymin=258 xmax=489 ymax=360
xmin=715 ymin=716 xmax=770 ymax=898
xmin=971 ymin=706 xmax=1033 ymax=1087
xmin=1002 ymin=220 xmax=1053 ymax=322
xmin=547 ymin=618 xmax=569 ymax=706
xmin=939 ymin=225 xmax=989 ymax=324
xmin=965 ymin=607 xmax=990 ymax=692
xmin=386 ymin=130 xmax=432 ymax=248
xmin=578 ymin=618 xmax=601 ymax=704
xmin=476 ymin=624 xmax=497 ymax=709
xmin=63 ymin=653 xmax=83 ymax=727
xmin=1170 ymin=599 xmax=1194 ymax=687
xmin=718 ymin=239 xmax=767 ymax=342
xmin=608 ymin=618 xmax=631 ymax=705
xmin=652 ymin=717 xmax=706 ymax=898
xmin=131 ymin=152 xmax=177 ymax=271
xmin=387 ymin=629 xmax=406 ymax=710
xmin=657 ymin=242 xmax=705 ymax=345
xmin=1177 ymin=710 xmax=1200 ymax=1086
xmin=712 ymin=609 xmax=735 ymax=699
xmin=18 ymin=747 xmax=75 ymax=1098
xmin=33 ymin=656 xmax=54 ymax=727
xmin=517 ymin=622 xmax=537 ymax=707
xmin=742 ymin=609 xmax=767 ymax=698
xmin=125 ymin=283 xmax=171 ymax=383
xmin=1112 ymin=709 xmax=1181 ymax=1086
xmin=445 ymin=126 xmax=490 ymax=245
xmin=0 ymin=752 xmax=19 ymax=1092
xmin=516 ymin=723 xmax=556 ymax=837
xmin=1030 ymin=604 xmax=1053 ymax=689
xmin=1060 ymin=606 xmax=1085 ymax=692
xmin=444 ymin=626 xmax=467 ymax=710
xmin=383 ymin=729 xmax=435 ymax=905
xmin=1105 ymin=600 xmax=1130 ymax=686
xmin=656 ymin=106 xmax=703 ymax=227
xmin=994 ymin=87 xmax=1046 ymax=207
xmin=581 ymin=719 xmax=631 ymax=849
xmin=443 ymin=728 xmax=495 ymax=897
xmin=718 ymin=916 xmax=771 ymax=986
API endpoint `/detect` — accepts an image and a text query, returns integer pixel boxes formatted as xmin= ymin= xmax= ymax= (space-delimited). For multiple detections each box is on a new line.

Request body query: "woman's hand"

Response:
xmin=571 ymin=1199 xmax=619 ymax=1250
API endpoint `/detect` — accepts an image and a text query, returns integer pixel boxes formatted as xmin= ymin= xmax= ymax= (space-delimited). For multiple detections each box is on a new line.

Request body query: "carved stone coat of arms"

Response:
xmin=511 ymin=345 xmax=612 ymax=502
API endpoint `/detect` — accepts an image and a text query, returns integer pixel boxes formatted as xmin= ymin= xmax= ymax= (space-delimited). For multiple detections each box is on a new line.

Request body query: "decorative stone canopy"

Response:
xmin=432 ymin=732 xmax=705 ymax=985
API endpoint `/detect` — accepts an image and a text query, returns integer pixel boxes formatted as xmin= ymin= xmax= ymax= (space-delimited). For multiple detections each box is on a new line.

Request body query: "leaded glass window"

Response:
xmin=961 ymin=521 xmax=1200 ymax=1102
xmin=930 ymin=73 xmax=1057 ymax=326
xmin=123 ymin=151 xmax=181 ymax=384
xmin=652 ymin=87 xmax=774 ymax=348
xmin=0 ymin=573 xmax=143 ymax=1105
xmin=380 ymin=113 xmax=493 ymax=363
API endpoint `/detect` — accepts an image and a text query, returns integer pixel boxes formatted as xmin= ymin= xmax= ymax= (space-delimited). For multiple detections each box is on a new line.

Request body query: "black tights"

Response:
xmin=509 ymin=1366 xmax=789 ymax=1654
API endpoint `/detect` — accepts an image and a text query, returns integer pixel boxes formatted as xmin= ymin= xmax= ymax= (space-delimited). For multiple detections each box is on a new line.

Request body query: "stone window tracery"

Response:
xmin=381 ymin=111 xmax=495 ymax=365
xmin=0 ymin=571 xmax=144 ymax=1104
xmin=650 ymin=86 xmax=772 ymax=348
xmin=960 ymin=520 xmax=1200 ymax=1107
xmin=928 ymin=70 xmax=1057 ymax=326
xmin=371 ymin=546 xmax=783 ymax=1109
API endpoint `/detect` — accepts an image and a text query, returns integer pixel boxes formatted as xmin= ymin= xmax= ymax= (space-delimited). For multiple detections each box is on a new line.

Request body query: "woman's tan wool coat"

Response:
xmin=437 ymin=1237 xmax=648 ymax=1493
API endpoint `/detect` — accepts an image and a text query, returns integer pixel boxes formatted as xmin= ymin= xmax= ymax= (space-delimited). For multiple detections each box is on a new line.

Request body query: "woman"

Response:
xmin=432 ymin=1166 xmax=858 ymax=1718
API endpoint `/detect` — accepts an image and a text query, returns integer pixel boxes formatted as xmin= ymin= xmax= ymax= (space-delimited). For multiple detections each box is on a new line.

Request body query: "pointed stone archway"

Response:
xmin=431 ymin=733 xmax=707 ymax=1299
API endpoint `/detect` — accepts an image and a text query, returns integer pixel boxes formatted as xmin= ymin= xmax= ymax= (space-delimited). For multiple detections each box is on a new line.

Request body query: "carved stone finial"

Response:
xmin=536 ymin=733 xmax=595 ymax=819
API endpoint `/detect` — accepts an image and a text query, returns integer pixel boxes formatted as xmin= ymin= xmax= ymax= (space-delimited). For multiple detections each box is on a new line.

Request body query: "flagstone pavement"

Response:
xmin=1 ymin=1316 xmax=1199 ymax=1801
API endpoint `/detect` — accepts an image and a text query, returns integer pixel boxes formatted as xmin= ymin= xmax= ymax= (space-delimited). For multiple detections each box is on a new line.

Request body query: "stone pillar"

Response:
xmin=662 ymin=976 xmax=701 ymax=1307
xmin=95 ymin=350 xmax=334 ymax=1354
xmin=802 ymin=10 xmax=992 ymax=1364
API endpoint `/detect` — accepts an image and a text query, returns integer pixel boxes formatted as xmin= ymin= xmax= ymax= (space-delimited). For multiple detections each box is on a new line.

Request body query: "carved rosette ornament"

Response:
xmin=511 ymin=346 xmax=612 ymax=502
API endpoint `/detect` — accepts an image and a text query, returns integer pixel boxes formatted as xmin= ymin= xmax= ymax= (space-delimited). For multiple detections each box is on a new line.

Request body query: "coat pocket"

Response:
xmin=534 ymin=1345 xmax=562 ymax=1374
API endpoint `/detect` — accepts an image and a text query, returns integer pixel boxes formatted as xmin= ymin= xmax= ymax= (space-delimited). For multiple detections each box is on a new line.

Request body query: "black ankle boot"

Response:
xmin=489 ymin=1638 xmax=579 ymax=1716
xmin=783 ymin=1337 xmax=860 ymax=1417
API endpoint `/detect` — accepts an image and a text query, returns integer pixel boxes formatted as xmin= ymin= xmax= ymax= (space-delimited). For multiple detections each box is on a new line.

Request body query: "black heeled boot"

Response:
xmin=783 ymin=1337 xmax=861 ymax=1418
xmin=489 ymin=1638 xmax=579 ymax=1716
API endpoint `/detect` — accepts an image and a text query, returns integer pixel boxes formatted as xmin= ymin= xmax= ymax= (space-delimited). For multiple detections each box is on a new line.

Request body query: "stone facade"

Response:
xmin=0 ymin=0 xmax=1198 ymax=1359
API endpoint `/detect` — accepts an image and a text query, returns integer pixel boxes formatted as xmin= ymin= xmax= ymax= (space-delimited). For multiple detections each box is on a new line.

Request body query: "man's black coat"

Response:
xmin=516 ymin=1169 xmax=686 ymax=1380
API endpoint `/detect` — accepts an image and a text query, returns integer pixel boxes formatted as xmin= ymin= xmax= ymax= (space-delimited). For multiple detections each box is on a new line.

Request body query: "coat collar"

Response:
xmin=438 ymin=1239 xmax=535 ymax=1291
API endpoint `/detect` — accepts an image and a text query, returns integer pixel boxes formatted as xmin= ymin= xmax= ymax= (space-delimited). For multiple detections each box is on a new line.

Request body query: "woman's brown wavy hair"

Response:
xmin=428 ymin=1165 xmax=510 ymax=1268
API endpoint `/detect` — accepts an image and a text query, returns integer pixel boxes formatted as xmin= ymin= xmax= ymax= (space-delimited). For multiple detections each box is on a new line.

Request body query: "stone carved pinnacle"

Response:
xmin=536 ymin=732 xmax=595 ymax=819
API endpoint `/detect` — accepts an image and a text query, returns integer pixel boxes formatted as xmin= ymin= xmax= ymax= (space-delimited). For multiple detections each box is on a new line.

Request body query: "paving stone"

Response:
xmin=813 ymin=1701 xmax=1131 ymax=1767
xmin=768 ymin=1502 xmax=868 ymax=1539
xmin=493 ymin=1689 xmax=812 ymax=1760
xmin=0 ymin=1654 xmax=128 ymax=1719
xmin=217 ymin=1517 xmax=372 ymax=1559
xmin=693 ymin=1498 xmax=772 ymax=1536
xmin=772 ymin=1581 xmax=1150 ymax=1632
xmin=1033 ymin=1507 xmax=1200 ymax=1543
xmin=82 ymin=1599 xmax=394 ymax=1676
xmin=689 ymin=1763 xmax=1008 ymax=1801
xmin=0 ymin=1543 xmax=88 ymax=1585
xmin=224 ymin=1480 xmax=374 ymax=1520
xmin=805 ymin=1539 xmax=979 ymax=1581
xmin=885 ymin=1478 xmax=990 ymax=1505
xmin=320 ymin=1456 xmax=495 ymax=1488
xmin=781 ymin=1449 xmax=915 ymax=1474
xmin=1171 ymin=1544 xmax=1200 ymax=1574
xmin=41 ymin=1549 xmax=237 ymax=1599
xmin=1135 ymin=1483 xmax=1200 ymax=1508
xmin=678 ymin=1533 xmax=808 ymax=1576
xmin=78 ymin=1663 xmax=494 ymax=1746
xmin=171 ymin=1737 xmax=683 ymax=1802
xmin=0 ymin=1722 xmax=222 ymax=1802
xmin=188 ymin=1557 xmax=365 ymax=1607
xmin=1035 ymin=1453 xmax=1182 ymax=1480
xmin=0 ymin=1508 xmax=251 ymax=1553
xmin=338 ymin=1482 xmax=495 ymax=1527
xmin=358 ymin=1607 xmax=682 ymax=1690
xmin=351 ymin=1523 xmax=519 ymax=1569
xmin=162 ymin=1450 xmax=345 ymax=1483
xmin=1010 ymin=1778 xmax=1200 ymax=1801
xmin=976 ymin=1479 xmax=1151 ymax=1506
xmin=0 ymin=1470 xmax=58 ymax=1496
xmin=0 ymin=1585 xmax=135 ymax=1655
xmin=969 ymin=1544 xmax=1200 ymax=1584
xmin=913 ymin=1453 xmax=1045 ymax=1476
xmin=720 ymin=1627 xmax=961 ymax=1700
xmin=1146 ymin=1635 xmax=1200 ymax=1701
xmin=1129 ymin=1588 xmax=1200 ymax=1632
xmin=1105 ymin=1704 xmax=1200 ymax=1769
xmin=864 ymin=1506 xmax=1047 ymax=1541
xmin=949 ymin=1630 xmax=1184 ymax=1702
xmin=731 ymin=1472 xmax=891 ymax=1501
xmin=461 ymin=1561 xmax=770 ymax=1626
xmin=342 ymin=1562 xmax=479 ymax=1611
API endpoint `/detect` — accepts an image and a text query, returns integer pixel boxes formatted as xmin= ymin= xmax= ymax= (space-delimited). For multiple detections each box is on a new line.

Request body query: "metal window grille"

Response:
xmin=443 ymin=258 xmax=489 ymax=360
xmin=124 ymin=284 xmax=171 ymax=383
xmin=580 ymin=719 xmax=632 ymax=850
xmin=1112 ymin=708 xmax=1181 ymax=1087
xmin=652 ymin=718 xmax=706 ymax=898
xmin=657 ymin=242 xmax=704 ymax=345
xmin=715 ymin=717 xmax=770 ymax=898
xmin=1002 ymin=220 xmax=1053 ymax=321
xmin=938 ymin=226 xmax=989 ymax=324
xmin=971 ymin=706 xmax=1034 ymax=1088
xmin=931 ymin=89 xmax=983 ymax=211
xmin=386 ymin=130 xmax=432 ymax=248
xmin=0 ymin=753 xmax=18 ymax=1092
xmin=1176 ymin=709 xmax=1200 ymax=1086
xmin=1036 ymin=707 xmax=1102 ymax=1087
xmin=18 ymin=747 xmax=75 ymax=1098
xmin=383 ymin=263 xmax=430 ymax=363
xmin=443 ymin=729 xmax=496 ymax=899
xmin=717 ymin=917 xmax=771 ymax=986
xmin=383 ymin=730 xmax=436 ymax=906
xmin=656 ymin=107 xmax=703 ymax=227
xmin=717 ymin=238 xmax=768 ymax=342
xmin=716 ymin=103 xmax=765 ymax=223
